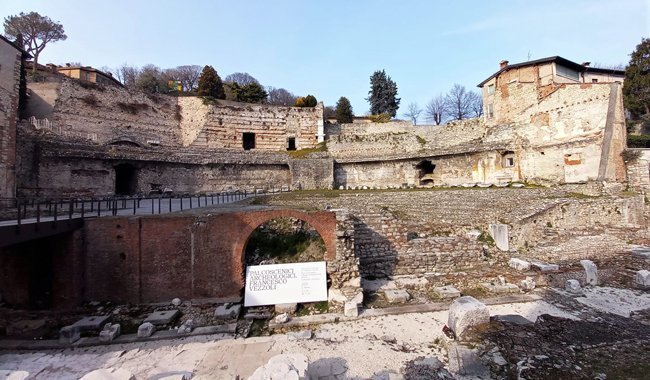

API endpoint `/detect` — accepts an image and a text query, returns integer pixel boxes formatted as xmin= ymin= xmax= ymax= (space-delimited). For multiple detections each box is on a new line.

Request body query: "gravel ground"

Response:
xmin=0 ymin=300 xmax=577 ymax=379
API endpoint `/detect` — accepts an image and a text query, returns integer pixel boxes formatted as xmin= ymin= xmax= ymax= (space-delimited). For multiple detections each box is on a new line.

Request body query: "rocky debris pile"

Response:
xmin=476 ymin=313 xmax=650 ymax=379
xmin=400 ymin=356 xmax=453 ymax=380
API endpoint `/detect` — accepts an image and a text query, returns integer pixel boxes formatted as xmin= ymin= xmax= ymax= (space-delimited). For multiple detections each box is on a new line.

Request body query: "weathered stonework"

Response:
xmin=0 ymin=38 xmax=25 ymax=198
xmin=327 ymin=83 xmax=627 ymax=189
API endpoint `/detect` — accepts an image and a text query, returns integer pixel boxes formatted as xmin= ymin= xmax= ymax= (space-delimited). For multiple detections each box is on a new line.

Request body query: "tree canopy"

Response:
xmin=295 ymin=95 xmax=318 ymax=107
xmin=197 ymin=65 xmax=225 ymax=99
xmin=4 ymin=11 xmax=67 ymax=74
xmin=367 ymin=70 xmax=400 ymax=117
xmin=335 ymin=97 xmax=354 ymax=123
xmin=624 ymin=38 xmax=650 ymax=117
xmin=224 ymin=72 xmax=259 ymax=86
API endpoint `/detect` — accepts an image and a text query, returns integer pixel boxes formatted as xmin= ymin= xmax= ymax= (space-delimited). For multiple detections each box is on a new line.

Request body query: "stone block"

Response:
xmin=177 ymin=319 xmax=193 ymax=334
xmin=344 ymin=301 xmax=359 ymax=317
xmin=71 ymin=315 xmax=111 ymax=331
xmin=148 ymin=372 xmax=192 ymax=380
xmin=275 ymin=303 xmax=297 ymax=314
xmin=250 ymin=353 xmax=309 ymax=380
xmin=466 ymin=229 xmax=481 ymax=239
xmin=143 ymin=309 xmax=180 ymax=325
xmin=580 ymin=260 xmax=598 ymax=286
xmin=519 ymin=277 xmax=536 ymax=291
xmin=0 ymin=370 xmax=29 ymax=380
xmin=137 ymin=322 xmax=156 ymax=338
xmin=214 ymin=304 xmax=242 ymax=320
xmin=58 ymin=325 xmax=80 ymax=344
xmin=433 ymin=286 xmax=461 ymax=299
xmin=384 ymin=289 xmax=411 ymax=303
xmin=171 ymin=298 xmax=182 ymax=306
xmin=447 ymin=296 xmax=489 ymax=341
xmin=480 ymin=282 xmax=520 ymax=294
xmin=275 ymin=313 xmax=290 ymax=324
xmin=635 ymin=270 xmax=650 ymax=287
xmin=530 ymin=261 xmax=559 ymax=272
xmin=565 ymin=279 xmax=582 ymax=294
xmin=328 ymin=288 xmax=348 ymax=303
xmin=99 ymin=323 xmax=121 ymax=342
xmin=80 ymin=368 xmax=135 ymax=380
xmin=508 ymin=258 xmax=531 ymax=271
xmin=489 ymin=224 xmax=509 ymax=251
xmin=287 ymin=329 xmax=312 ymax=340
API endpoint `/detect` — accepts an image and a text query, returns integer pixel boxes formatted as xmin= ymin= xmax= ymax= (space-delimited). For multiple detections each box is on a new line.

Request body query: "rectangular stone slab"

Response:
xmin=71 ymin=315 xmax=111 ymax=331
xmin=143 ymin=309 xmax=180 ymax=325
xmin=433 ymin=286 xmax=461 ymax=299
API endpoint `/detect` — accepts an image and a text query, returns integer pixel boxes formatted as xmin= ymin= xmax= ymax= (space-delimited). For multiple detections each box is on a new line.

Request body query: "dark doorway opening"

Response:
xmin=115 ymin=163 xmax=137 ymax=195
xmin=243 ymin=133 xmax=256 ymax=150
xmin=287 ymin=137 xmax=296 ymax=151
xmin=416 ymin=160 xmax=436 ymax=185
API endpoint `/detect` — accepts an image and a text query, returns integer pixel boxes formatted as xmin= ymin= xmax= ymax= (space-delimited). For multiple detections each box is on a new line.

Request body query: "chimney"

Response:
xmin=582 ymin=62 xmax=591 ymax=67
xmin=499 ymin=60 xmax=509 ymax=69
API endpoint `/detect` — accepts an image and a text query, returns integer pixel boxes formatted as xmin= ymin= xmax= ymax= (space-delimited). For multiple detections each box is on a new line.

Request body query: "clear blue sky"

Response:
xmin=2 ymin=0 xmax=648 ymax=116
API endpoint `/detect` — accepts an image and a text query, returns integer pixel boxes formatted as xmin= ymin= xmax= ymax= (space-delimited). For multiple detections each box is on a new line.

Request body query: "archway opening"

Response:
xmin=416 ymin=160 xmax=436 ymax=186
xmin=244 ymin=217 xmax=326 ymax=267
xmin=114 ymin=163 xmax=137 ymax=195
xmin=242 ymin=217 xmax=329 ymax=319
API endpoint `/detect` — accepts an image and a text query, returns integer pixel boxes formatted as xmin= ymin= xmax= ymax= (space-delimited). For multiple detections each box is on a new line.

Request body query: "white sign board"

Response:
xmin=244 ymin=261 xmax=328 ymax=307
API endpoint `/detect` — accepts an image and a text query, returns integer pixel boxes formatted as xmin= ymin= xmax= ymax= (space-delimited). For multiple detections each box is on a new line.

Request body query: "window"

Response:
xmin=556 ymin=64 xmax=580 ymax=81
xmin=287 ymin=137 xmax=296 ymax=151
xmin=243 ymin=133 xmax=255 ymax=150
xmin=487 ymin=84 xmax=495 ymax=95
xmin=502 ymin=151 xmax=515 ymax=167
xmin=486 ymin=103 xmax=494 ymax=119
xmin=592 ymin=78 xmax=598 ymax=83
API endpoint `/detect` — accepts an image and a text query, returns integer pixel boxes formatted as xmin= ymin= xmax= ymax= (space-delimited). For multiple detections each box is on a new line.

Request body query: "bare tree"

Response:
xmin=444 ymin=84 xmax=473 ymax=120
xmin=4 ymin=12 xmax=67 ymax=75
xmin=403 ymin=102 xmax=422 ymax=125
xmin=468 ymin=91 xmax=483 ymax=117
xmin=267 ymin=87 xmax=297 ymax=106
xmin=115 ymin=64 xmax=140 ymax=89
xmin=175 ymin=65 xmax=201 ymax=92
xmin=425 ymin=94 xmax=446 ymax=125
xmin=224 ymin=72 xmax=259 ymax=86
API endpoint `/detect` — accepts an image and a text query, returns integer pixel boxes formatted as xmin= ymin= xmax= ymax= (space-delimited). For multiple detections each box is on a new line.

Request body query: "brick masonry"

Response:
xmin=83 ymin=208 xmax=339 ymax=303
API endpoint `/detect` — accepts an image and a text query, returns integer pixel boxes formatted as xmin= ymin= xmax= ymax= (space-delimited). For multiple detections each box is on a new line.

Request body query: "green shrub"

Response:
xmin=628 ymin=134 xmax=650 ymax=148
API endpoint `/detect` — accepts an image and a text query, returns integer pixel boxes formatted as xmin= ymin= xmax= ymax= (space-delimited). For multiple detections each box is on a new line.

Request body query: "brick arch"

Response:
xmin=229 ymin=210 xmax=336 ymax=293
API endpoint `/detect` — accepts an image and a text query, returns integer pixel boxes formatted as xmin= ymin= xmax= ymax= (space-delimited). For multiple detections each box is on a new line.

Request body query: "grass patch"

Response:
xmin=416 ymin=135 xmax=427 ymax=146
xmin=286 ymin=142 xmax=328 ymax=158
xmin=477 ymin=231 xmax=495 ymax=246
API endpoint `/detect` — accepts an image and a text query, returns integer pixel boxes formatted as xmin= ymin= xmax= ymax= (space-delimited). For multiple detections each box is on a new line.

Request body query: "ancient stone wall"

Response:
xmin=83 ymin=209 xmax=338 ymax=304
xmin=29 ymin=79 xmax=182 ymax=147
xmin=179 ymin=98 xmax=323 ymax=151
xmin=626 ymin=149 xmax=650 ymax=192
xmin=326 ymin=84 xmax=625 ymax=188
xmin=25 ymin=80 xmax=323 ymax=152
xmin=258 ymin=188 xmax=645 ymax=278
xmin=16 ymin=127 xmax=335 ymax=197
xmin=0 ymin=40 xmax=22 ymax=198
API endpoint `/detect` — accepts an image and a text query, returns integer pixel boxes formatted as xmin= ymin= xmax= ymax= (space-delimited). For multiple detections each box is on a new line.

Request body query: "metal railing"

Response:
xmin=0 ymin=190 xmax=259 ymax=226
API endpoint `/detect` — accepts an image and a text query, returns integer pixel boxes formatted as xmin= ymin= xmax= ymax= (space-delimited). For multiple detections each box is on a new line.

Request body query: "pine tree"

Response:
xmin=366 ymin=70 xmax=400 ymax=117
xmin=335 ymin=97 xmax=354 ymax=123
xmin=624 ymin=38 xmax=650 ymax=117
xmin=304 ymin=94 xmax=318 ymax=107
xmin=197 ymin=65 xmax=225 ymax=99
xmin=238 ymin=82 xmax=268 ymax=103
